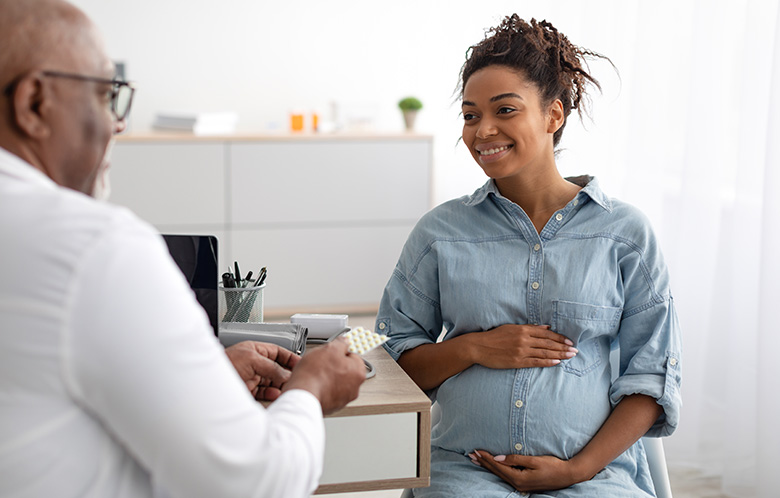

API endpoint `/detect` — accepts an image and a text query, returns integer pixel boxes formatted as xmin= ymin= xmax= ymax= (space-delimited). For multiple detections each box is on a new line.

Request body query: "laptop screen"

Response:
xmin=162 ymin=234 xmax=219 ymax=336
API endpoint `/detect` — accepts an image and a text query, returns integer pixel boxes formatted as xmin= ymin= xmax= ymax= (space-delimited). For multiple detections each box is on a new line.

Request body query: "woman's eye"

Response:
xmin=463 ymin=113 xmax=477 ymax=121
xmin=497 ymin=107 xmax=515 ymax=115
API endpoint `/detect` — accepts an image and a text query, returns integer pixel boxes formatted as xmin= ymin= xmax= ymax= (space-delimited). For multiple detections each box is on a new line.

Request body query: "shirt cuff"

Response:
xmin=609 ymin=352 xmax=681 ymax=437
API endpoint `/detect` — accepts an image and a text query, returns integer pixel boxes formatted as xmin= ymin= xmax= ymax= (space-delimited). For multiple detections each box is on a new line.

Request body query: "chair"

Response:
xmin=643 ymin=436 xmax=673 ymax=498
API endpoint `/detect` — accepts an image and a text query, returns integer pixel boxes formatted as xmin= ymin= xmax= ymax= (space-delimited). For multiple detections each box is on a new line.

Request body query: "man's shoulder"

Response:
xmin=3 ymin=181 xmax=159 ymax=264
xmin=57 ymin=187 xmax=156 ymax=238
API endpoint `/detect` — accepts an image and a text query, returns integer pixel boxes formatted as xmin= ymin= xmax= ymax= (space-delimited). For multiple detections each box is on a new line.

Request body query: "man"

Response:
xmin=0 ymin=1 xmax=366 ymax=497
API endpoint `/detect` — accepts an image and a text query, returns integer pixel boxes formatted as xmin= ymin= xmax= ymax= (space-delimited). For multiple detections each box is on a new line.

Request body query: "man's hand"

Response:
xmin=469 ymin=450 xmax=579 ymax=493
xmin=282 ymin=338 xmax=366 ymax=415
xmin=224 ymin=341 xmax=300 ymax=401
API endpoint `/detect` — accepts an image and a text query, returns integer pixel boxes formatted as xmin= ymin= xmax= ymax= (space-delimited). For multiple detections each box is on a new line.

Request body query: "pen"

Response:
xmin=255 ymin=267 xmax=267 ymax=286
xmin=242 ymin=271 xmax=253 ymax=288
xmin=234 ymin=261 xmax=242 ymax=285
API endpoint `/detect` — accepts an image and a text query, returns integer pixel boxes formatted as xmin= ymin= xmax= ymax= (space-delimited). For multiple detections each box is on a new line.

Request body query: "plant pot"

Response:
xmin=402 ymin=110 xmax=418 ymax=131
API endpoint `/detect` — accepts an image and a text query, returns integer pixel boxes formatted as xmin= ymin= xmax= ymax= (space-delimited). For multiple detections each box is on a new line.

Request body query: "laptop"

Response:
xmin=162 ymin=234 xmax=219 ymax=336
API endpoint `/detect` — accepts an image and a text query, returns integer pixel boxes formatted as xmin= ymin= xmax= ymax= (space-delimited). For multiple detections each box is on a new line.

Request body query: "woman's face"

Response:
xmin=461 ymin=65 xmax=560 ymax=182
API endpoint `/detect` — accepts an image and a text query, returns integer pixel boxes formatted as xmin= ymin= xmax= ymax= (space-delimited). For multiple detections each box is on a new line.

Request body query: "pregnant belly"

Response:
xmin=431 ymin=363 xmax=612 ymax=458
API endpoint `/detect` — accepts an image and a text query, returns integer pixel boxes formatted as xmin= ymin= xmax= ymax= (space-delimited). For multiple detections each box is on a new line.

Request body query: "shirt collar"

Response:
xmin=0 ymin=146 xmax=58 ymax=190
xmin=463 ymin=176 xmax=613 ymax=212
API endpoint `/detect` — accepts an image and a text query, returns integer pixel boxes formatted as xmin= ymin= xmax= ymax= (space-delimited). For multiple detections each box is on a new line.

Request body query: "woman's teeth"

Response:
xmin=479 ymin=145 xmax=511 ymax=156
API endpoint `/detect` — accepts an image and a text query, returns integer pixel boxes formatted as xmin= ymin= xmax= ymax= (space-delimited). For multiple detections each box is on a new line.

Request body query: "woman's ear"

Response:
xmin=10 ymin=74 xmax=51 ymax=139
xmin=547 ymin=99 xmax=565 ymax=135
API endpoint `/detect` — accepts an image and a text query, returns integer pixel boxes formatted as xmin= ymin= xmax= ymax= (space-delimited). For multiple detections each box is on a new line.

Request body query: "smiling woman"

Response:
xmin=375 ymin=14 xmax=681 ymax=498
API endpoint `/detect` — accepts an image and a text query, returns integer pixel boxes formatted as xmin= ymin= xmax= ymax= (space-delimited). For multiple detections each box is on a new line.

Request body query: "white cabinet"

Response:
xmin=110 ymin=134 xmax=432 ymax=314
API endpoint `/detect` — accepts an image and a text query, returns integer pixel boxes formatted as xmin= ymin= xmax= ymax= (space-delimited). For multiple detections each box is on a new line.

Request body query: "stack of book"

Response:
xmin=153 ymin=111 xmax=239 ymax=135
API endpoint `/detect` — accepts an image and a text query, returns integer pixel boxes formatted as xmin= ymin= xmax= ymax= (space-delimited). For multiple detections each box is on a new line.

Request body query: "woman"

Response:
xmin=378 ymin=15 xmax=681 ymax=497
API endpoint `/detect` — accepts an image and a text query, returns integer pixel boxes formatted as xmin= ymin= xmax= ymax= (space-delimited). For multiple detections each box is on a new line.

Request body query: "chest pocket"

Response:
xmin=551 ymin=300 xmax=622 ymax=377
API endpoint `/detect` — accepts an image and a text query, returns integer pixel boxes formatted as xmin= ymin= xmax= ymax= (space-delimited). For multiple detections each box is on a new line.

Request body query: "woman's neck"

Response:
xmin=495 ymin=171 xmax=582 ymax=234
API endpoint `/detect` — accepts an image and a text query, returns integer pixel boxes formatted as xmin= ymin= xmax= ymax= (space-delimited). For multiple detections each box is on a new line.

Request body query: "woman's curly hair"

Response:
xmin=459 ymin=15 xmax=612 ymax=147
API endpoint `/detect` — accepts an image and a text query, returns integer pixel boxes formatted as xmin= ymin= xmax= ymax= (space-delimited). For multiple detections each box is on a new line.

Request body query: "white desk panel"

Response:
xmin=321 ymin=413 xmax=418 ymax=485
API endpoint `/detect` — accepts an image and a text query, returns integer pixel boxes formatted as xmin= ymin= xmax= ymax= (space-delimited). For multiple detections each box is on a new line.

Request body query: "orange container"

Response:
xmin=290 ymin=112 xmax=304 ymax=132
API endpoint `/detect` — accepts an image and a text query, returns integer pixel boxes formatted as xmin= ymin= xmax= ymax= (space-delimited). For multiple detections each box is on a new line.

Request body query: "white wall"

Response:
xmin=69 ymin=0 xmax=640 ymax=205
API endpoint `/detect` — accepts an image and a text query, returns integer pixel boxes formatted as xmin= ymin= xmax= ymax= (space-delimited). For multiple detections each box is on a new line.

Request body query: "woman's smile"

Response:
xmin=476 ymin=144 xmax=514 ymax=163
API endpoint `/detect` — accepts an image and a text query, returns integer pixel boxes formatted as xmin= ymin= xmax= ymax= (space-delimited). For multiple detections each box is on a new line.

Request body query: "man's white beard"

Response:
xmin=91 ymin=139 xmax=114 ymax=201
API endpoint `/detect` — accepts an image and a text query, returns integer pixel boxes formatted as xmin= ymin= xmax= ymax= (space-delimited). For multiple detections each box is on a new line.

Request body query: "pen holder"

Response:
xmin=219 ymin=283 xmax=265 ymax=324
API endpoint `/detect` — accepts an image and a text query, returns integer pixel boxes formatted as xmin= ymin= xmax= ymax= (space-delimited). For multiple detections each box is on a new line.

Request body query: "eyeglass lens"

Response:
xmin=112 ymin=84 xmax=133 ymax=121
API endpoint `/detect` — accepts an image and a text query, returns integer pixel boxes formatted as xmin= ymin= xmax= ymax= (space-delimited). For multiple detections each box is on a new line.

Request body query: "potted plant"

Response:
xmin=398 ymin=96 xmax=423 ymax=131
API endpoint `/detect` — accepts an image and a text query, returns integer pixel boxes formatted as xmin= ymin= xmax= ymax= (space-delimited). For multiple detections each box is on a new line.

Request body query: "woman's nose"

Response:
xmin=476 ymin=119 xmax=498 ymax=139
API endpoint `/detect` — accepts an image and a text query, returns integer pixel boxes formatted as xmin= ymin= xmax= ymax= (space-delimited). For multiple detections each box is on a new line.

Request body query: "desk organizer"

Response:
xmin=219 ymin=283 xmax=265 ymax=323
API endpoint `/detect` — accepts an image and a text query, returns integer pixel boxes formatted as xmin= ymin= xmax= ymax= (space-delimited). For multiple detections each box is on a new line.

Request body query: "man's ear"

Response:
xmin=547 ymin=99 xmax=565 ymax=135
xmin=10 ymin=74 xmax=52 ymax=140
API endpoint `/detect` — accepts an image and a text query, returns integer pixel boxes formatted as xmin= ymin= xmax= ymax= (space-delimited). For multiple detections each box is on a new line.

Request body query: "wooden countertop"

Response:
xmin=260 ymin=345 xmax=430 ymax=418
xmin=327 ymin=345 xmax=430 ymax=418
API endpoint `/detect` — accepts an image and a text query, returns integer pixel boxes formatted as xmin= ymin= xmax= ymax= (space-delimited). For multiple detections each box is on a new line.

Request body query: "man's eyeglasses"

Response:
xmin=41 ymin=70 xmax=135 ymax=122
xmin=3 ymin=70 xmax=135 ymax=122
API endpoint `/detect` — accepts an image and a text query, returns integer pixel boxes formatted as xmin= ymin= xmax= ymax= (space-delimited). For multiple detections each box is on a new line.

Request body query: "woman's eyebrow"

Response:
xmin=490 ymin=92 xmax=523 ymax=102
xmin=462 ymin=93 xmax=524 ymax=107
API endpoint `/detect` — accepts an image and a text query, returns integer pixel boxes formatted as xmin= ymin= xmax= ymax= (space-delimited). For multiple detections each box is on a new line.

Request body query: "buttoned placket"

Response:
xmin=494 ymin=192 xmax=588 ymax=458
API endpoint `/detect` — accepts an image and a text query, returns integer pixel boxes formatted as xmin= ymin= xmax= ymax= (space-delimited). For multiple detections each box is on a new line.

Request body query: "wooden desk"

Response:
xmin=313 ymin=346 xmax=431 ymax=494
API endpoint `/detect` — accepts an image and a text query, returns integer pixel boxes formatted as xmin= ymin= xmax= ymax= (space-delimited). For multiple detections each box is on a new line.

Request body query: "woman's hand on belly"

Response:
xmin=468 ymin=324 xmax=578 ymax=370
xmin=469 ymin=450 xmax=578 ymax=493
xmin=398 ymin=324 xmax=578 ymax=391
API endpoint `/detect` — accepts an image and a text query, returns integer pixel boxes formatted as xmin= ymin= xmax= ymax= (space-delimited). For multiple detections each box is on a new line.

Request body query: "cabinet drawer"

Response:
xmin=110 ymin=143 xmax=226 ymax=226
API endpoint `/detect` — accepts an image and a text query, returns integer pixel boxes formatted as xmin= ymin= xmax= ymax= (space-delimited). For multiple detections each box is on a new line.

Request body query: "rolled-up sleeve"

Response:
xmin=610 ymin=296 xmax=682 ymax=437
xmin=377 ymin=225 xmax=443 ymax=361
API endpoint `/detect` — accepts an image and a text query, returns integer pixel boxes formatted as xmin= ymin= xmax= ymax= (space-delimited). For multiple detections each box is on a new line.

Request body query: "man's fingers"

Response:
xmin=250 ymin=355 xmax=292 ymax=387
xmin=249 ymin=341 xmax=300 ymax=369
xmin=255 ymin=386 xmax=283 ymax=402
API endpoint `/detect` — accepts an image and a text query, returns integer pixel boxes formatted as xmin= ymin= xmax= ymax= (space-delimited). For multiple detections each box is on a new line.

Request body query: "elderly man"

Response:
xmin=0 ymin=1 xmax=366 ymax=497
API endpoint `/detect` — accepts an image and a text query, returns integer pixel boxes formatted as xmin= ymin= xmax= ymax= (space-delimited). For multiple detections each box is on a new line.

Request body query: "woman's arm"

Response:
xmin=398 ymin=324 xmax=577 ymax=391
xmin=473 ymin=394 xmax=662 ymax=492
xmin=570 ymin=394 xmax=662 ymax=480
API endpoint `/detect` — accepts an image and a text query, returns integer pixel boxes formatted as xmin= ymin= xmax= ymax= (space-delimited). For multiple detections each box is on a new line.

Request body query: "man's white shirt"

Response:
xmin=0 ymin=147 xmax=325 ymax=498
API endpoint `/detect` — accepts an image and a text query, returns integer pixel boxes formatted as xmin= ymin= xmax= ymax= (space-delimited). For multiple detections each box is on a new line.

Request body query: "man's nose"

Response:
xmin=113 ymin=118 xmax=127 ymax=135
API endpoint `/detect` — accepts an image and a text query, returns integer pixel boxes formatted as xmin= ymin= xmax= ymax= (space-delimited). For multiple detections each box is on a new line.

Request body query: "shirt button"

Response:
xmin=555 ymin=213 xmax=563 ymax=221
xmin=531 ymin=282 xmax=540 ymax=290
xmin=515 ymin=443 xmax=523 ymax=451
xmin=573 ymin=199 xmax=579 ymax=206
xmin=533 ymin=243 xmax=541 ymax=251
xmin=515 ymin=400 xmax=524 ymax=408
xmin=378 ymin=323 xmax=386 ymax=330
xmin=670 ymin=358 xmax=678 ymax=366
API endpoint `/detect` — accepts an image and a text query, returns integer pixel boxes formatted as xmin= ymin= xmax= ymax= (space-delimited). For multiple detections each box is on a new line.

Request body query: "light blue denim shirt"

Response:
xmin=377 ymin=176 xmax=682 ymax=497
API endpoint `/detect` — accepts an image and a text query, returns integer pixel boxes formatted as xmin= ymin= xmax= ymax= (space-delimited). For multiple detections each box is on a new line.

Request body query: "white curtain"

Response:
xmin=603 ymin=2 xmax=780 ymax=497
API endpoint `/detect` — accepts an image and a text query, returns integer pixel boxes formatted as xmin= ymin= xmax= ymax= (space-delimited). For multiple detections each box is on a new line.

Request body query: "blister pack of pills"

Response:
xmin=341 ymin=326 xmax=389 ymax=355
